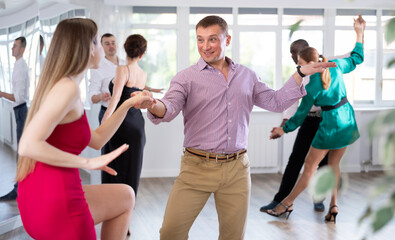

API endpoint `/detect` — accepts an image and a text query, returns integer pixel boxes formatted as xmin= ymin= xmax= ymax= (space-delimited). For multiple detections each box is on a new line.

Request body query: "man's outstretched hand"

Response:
xmin=132 ymin=90 xmax=157 ymax=109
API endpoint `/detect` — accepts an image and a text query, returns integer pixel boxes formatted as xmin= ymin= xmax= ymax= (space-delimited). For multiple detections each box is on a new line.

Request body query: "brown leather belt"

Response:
xmin=185 ymin=148 xmax=247 ymax=163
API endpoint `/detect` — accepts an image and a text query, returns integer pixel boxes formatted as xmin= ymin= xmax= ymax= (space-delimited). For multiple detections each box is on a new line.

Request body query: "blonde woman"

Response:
xmin=16 ymin=18 xmax=154 ymax=239
xmin=267 ymin=15 xmax=365 ymax=223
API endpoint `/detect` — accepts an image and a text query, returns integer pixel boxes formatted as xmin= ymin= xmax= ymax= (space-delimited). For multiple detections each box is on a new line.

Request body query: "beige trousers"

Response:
xmin=160 ymin=150 xmax=251 ymax=240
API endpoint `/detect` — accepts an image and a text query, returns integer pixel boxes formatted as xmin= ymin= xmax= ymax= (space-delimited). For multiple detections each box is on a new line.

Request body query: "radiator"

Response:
xmin=247 ymin=122 xmax=279 ymax=168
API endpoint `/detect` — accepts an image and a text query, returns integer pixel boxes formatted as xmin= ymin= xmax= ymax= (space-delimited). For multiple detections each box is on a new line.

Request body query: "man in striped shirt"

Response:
xmin=139 ymin=15 xmax=336 ymax=240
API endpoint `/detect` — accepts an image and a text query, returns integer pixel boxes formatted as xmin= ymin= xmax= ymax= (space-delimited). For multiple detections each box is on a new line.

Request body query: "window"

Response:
xmin=1 ymin=6 xmax=393 ymax=109
xmin=240 ymin=32 xmax=276 ymax=87
xmin=0 ymin=28 xmax=10 ymax=92
xmin=129 ymin=7 xmax=178 ymax=91
xmin=335 ymin=30 xmax=376 ymax=103
xmin=189 ymin=7 xmax=233 ymax=25
xmin=335 ymin=9 xmax=378 ymax=103
xmin=238 ymin=8 xmax=278 ymax=25
xmin=382 ymin=10 xmax=395 ymax=101
xmin=132 ymin=28 xmax=177 ymax=89
xmin=283 ymin=8 xmax=324 ymax=26
xmin=336 ymin=9 xmax=377 ymax=27
xmin=132 ymin=7 xmax=177 ymax=24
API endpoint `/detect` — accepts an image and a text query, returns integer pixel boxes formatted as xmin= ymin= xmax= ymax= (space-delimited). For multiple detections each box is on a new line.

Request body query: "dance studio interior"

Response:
xmin=0 ymin=0 xmax=394 ymax=239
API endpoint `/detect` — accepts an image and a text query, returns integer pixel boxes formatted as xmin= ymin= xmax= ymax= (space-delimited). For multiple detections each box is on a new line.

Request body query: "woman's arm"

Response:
xmin=18 ymin=77 xmax=154 ymax=173
xmin=18 ymin=78 xmax=97 ymax=169
xmin=101 ymin=66 xmax=127 ymax=124
xmin=284 ymin=92 xmax=315 ymax=132
xmin=89 ymin=90 xmax=154 ymax=149
xmin=336 ymin=15 xmax=365 ymax=74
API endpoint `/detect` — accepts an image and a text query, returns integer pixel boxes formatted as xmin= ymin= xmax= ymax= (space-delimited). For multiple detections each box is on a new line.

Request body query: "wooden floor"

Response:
xmin=0 ymin=143 xmax=18 ymax=224
xmin=0 ymin=142 xmax=394 ymax=239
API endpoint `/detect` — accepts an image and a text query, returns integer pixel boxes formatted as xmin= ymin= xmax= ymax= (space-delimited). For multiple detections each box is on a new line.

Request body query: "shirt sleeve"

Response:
xmin=283 ymin=92 xmax=315 ymax=133
xmin=147 ymin=71 xmax=188 ymax=124
xmin=283 ymin=100 xmax=299 ymax=119
xmin=335 ymin=42 xmax=364 ymax=74
xmin=253 ymin=74 xmax=306 ymax=113
xmin=88 ymin=69 xmax=103 ymax=104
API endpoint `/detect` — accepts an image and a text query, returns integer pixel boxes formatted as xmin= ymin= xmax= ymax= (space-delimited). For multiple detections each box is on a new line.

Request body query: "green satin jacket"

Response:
xmin=283 ymin=42 xmax=364 ymax=149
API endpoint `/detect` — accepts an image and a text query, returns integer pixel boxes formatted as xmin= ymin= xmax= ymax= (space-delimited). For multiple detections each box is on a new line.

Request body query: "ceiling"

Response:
xmin=0 ymin=0 xmax=53 ymax=17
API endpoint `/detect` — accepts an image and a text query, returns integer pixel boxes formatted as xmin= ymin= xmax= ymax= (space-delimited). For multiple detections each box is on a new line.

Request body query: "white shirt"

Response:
xmin=88 ymin=57 xmax=125 ymax=107
xmin=12 ymin=58 xmax=30 ymax=107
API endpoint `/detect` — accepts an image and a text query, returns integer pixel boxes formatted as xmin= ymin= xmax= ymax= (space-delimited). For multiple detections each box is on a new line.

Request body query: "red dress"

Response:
xmin=17 ymin=112 xmax=96 ymax=240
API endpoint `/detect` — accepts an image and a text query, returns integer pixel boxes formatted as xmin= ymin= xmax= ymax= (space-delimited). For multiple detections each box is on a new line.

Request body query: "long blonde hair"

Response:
xmin=16 ymin=18 xmax=98 ymax=181
xmin=298 ymin=47 xmax=331 ymax=89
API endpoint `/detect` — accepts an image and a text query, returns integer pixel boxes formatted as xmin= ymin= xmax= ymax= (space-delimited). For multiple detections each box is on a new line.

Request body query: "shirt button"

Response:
xmin=228 ymin=137 xmax=231 ymax=140
xmin=228 ymin=102 xmax=231 ymax=105
xmin=229 ymin=120 xmax=232 ymax=123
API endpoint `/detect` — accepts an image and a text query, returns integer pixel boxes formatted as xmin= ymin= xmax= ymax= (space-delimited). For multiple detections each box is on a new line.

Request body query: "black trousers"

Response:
xmin=13 ymin=103 xmax=28 ymax=190
xmin=273 ymin=116 xmax=329 ymax=203
xmin=13 ymin=102 xmax=28 ymax=144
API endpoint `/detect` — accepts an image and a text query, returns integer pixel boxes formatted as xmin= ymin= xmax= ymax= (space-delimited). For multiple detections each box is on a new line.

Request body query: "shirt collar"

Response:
xmin=197 ymin=56 xmax=236 ymax=71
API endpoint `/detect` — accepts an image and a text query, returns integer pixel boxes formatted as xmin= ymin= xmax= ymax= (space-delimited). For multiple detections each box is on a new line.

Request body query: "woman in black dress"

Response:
xmin=101 ymin=34 xmax=148 ymax=195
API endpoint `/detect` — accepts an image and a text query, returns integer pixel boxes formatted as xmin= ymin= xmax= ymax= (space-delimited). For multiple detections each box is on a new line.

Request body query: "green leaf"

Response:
xmin=368 ymin=110 xmax=395 ymax=138
xmin=289 ymin=20 xmax=304 ymax=40
xmin=372 ymin=206 xmax=394 ymax=232
xmin=383 ymin=133 xmax=395 ymax=166
xmin=310 ymin=166 xmax=336 ymax=201
xmin=385 ymin=18 xmax=395 ymax=45
xmin=382 ymin=110 xmax=395 ymax=125
xmin=388 ymin=59 xmax=395 ymax=68
xmin=359 ymin=206 xmax=372 ymax=225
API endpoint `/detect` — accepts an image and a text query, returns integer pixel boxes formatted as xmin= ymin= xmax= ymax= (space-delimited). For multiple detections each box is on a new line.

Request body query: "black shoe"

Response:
xmin=267 ymin=202 xmax=294 ymax=219
xmin=260 ymin=201 xmax=279 ymax=212
xmin=0 ymin=187 xmax=18 ymax=201
xmin=325 ymin=205 xmax=338 ymax=223
xmin=314 ymin=202 xmax=325 ymax=212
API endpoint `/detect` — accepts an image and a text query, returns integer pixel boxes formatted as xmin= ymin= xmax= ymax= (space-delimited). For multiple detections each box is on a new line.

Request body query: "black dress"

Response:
xmin=102 ymin=81 xmax=146 ymax=196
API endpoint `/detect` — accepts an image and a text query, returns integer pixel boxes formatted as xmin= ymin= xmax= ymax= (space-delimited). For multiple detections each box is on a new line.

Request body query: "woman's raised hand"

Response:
xmin=354 ymin=14 xmax=366 ymax=33
xmin=85 ymin=144 xmax=129 ymax=175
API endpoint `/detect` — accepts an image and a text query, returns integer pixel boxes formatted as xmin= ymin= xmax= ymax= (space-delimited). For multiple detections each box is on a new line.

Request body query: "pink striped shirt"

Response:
xmin=148 ymin=57 xmax=306 ymax=154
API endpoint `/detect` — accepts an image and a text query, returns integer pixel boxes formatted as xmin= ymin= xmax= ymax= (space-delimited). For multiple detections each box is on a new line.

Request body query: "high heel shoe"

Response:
xmin=325 ymin=205 xmax=338 ymax=223
xmin=266 ymin=202 xmax=293 ymax=219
